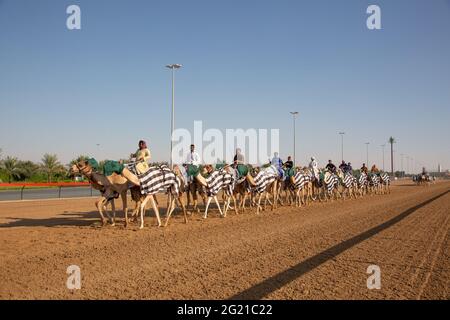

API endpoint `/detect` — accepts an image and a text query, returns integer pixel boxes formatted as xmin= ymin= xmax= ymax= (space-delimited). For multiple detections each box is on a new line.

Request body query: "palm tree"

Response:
xmin=41 ymin=153 xmax=64 ymax=183
xmin=1 ymin=156 xmax=22 ymax=183
xmin=388 ymin=137 xmax=395 ymax=175
xmin=17 ymin=160 xmax=40 ymax=181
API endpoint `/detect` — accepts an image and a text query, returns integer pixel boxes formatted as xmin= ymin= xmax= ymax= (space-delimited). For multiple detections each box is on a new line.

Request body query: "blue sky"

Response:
xmin=0 ymin=0 xmax=449 ymax=171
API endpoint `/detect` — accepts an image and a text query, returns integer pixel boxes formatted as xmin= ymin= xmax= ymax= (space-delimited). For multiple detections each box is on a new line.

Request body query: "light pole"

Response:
xmin=290 ymin=112 xmax=299 ymax=165
xmin=365 ymin=142 xmax=370 ymax=166
xmin=381 ymin=144 xmax=386 ymax=171
xmin=406 ymin=155 xmax=409 ymax=175
xmin=166 ymin=64 xmax=182 ymax=167
xmin=339 ymin=132 xmax=345 ymax=162
xmin=400 ymin=153 xmax=404 ymax=177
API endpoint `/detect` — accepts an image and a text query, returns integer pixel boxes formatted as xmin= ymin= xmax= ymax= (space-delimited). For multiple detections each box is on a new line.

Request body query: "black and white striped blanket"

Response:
xmin=358 ymin=173 xmax=368 ymax=188
xmin=323 ymin=172 xmax=340 ymax=193
xmin=252 ymin=165 xmax=278 ymax=194
xmin=127 ymin=163 xmax=179 ymax=196
xmin=369 ymin=173 xmax=380 ymax=187
xmin=341 ymin=173 xmax=357 ymax=189
xmin=204 ymin=169 xmax=235 ymax=197
xmin=379 ymin=172 xmax=390 ymax=185
xmin=291 ymin=172 xmax=312 ymax=190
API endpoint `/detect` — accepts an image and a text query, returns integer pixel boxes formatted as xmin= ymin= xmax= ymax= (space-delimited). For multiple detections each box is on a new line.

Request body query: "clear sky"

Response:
xmin=1 ymin=0 xmax=449 ymax=172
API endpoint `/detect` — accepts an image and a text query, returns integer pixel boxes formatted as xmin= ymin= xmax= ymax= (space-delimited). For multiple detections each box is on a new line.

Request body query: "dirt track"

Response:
xmin=0 ymin=180 xmax=449 ymax=300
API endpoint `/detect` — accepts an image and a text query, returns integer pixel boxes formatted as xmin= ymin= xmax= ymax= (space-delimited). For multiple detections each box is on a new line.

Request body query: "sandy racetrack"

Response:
xmin=0 ymin=180 xmax=449 ymax=300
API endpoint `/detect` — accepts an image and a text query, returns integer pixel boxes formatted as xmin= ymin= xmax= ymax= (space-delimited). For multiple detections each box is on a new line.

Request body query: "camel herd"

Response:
xmin=69 ymin=161 xmax=391 ymax=229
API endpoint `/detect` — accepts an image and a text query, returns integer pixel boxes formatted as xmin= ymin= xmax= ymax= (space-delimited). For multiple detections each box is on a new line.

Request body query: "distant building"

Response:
xmin=438 ymin=164 xmax=441 ymax=173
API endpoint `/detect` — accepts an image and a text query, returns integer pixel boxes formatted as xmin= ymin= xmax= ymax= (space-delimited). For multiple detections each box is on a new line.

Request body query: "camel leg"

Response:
xmin=233 ymin=195 xmax=238 ymax=215
xmin=214 ymin=196 xmax=224 ymax=217
xmin=121 ymin=192 xmax=128 ymax=227
xmin=203 ymin=197 xmax=213 ymax=219
xmin=222 ymin=197 xmax=230 ymax=217
xmin=241 ymin=193 xmax=247 ymax=212
xmin=179 ymin=196 xmax=188 ymax=224
xmin=110 ymin=200 xmax=116 ymax=226
xmin=139 ymin=195 xmax=153 ymax=229
xmin=256 ymin=193 xmax=263 ymax=215
xmin=164 ymin=198 xmax=176 ymax=227
xmin=149 ymin=195 xmax=161 ymax=227
xmin=95 ymin=197 xmax=108 ymax=226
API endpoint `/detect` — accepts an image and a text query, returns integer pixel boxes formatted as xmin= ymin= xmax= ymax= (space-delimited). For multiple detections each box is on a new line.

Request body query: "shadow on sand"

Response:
xmin=0 ymin=207 xmax=179 ymax=228
xmin=229 ymin=188 xmax=450 ymax=300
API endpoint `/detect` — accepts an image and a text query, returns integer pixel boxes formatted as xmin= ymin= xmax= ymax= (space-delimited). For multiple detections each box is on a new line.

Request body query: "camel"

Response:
xmin=289 ymin=169 xmax=314 ymax=207
xmin=245 ymin=166 xmax=278 ymax=215
xmin=197 ymin=165 xmax=239 ymax=219
xmin=70 ymin=161 xmax=130 ymax=227
xmin=121 ymin=164 xmax=187 ymax=228
xmin=336 ymin=169 xmax=358 ymax=200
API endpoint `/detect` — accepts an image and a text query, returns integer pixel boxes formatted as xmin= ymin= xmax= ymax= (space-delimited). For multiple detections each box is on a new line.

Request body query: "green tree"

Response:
xmin=40 ymin=154 xmax=65 ymax=183
xmin=17 ymin=160 xmax=40 ymax=181
xmin=1 ymin=156 xmax=22 ymax=183
xmin=388 ymin=137 xmax=396 ymax=175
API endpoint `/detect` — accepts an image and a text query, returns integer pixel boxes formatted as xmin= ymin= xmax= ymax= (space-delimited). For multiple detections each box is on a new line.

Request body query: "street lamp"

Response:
xmin=339 ymin=132 xmax=345 ymax=162
xmin=290 ymin=112 xmax=299 ymax=165
xmin=166 ymin=64 xmax=182 ymax=167
xmin=406 ymin=155 xmax=409 ymax=175
xmin=400 ymin=153 xmax=404 ymax=177
xmin=365 ymin=142 xmax=370 ymax=166
xmin=381 ymin=144 xmax=386 ymax=171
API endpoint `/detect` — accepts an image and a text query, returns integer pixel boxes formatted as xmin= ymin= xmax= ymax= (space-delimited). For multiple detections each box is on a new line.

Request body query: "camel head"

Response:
xmin=202 ymin=164 xmax=215 ymax=175
xmin=69 ymin=164 xmax=80 ymax=176
xmin=74 ymin=160 xmax=93 ymax=177
xmin=194 ymin=174 xmax=207 ymax=187
xmin=172 ymin=165 xmax=186 ymax=192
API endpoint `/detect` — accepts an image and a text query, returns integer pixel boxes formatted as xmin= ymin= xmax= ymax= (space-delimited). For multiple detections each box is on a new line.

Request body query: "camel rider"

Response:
xmin=345 ymin=162 xmax=353 ymax=174
xmin=284 ymin=156 xmax=294 ymax=170
xmin=282 ymin=156 xmax=294 ymax=181
xmin=184 ymin=144 xmax=201 ymax=181
xmin=325 ymin=160 xmax=337 ymax=174
xmin=233 ymin=148 xmax=245 ymax=166
xmin=371 ymin=164 xmax=380 ymax=173
xmin=185 ymin=144 xmax=201 ymax=166
xmin=309 ymin=157 xmax=319 ymax=181
xmin=339 ymin=160 xmax=347 ymax=172
xmin=131 ymin=140 xmax=151 ymax=174
xmin=271 ymin=152 xmax=284 ymax=179
xmin=361 ymin=163 xmax=368 ymax=174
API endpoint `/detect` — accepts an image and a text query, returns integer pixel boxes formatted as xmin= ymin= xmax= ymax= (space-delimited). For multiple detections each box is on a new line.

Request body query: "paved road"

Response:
xmin=0 ymin=187 xmax=101 ymax=201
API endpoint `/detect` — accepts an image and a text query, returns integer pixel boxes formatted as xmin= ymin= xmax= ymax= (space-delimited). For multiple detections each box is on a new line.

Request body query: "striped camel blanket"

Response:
xmin=251 ymin=165 xmax=278 ymax=193
xmin=291 ymin=171 xmax=312 ymax=190
xmin=204 ymin=169 xmax=235 ymax=197
xmin=127 ymin=164 xmax=179 ymax=196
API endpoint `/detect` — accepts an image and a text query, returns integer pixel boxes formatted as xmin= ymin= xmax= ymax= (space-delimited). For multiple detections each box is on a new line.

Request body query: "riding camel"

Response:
xmin=70 ymin=161 xmax=133 ymax=227
xmin=121 ymin=164 xmax=188 ymax=228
